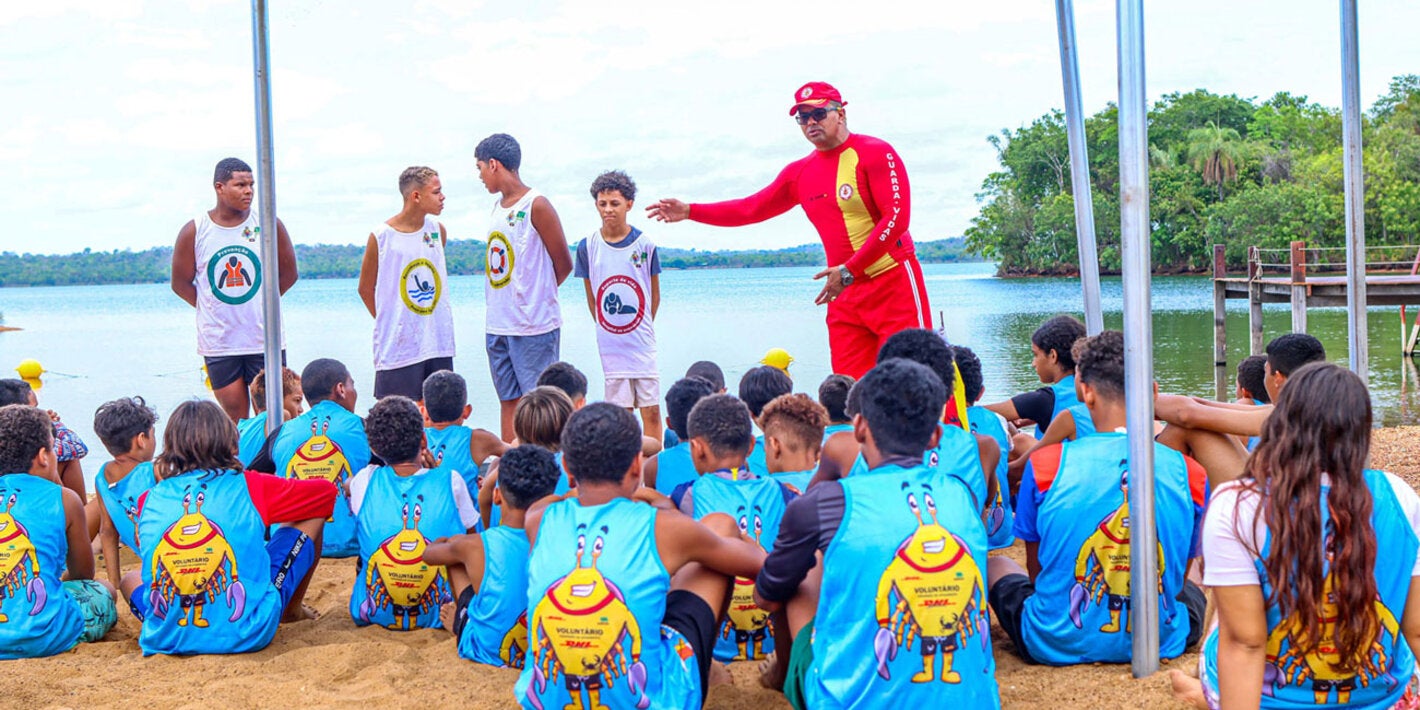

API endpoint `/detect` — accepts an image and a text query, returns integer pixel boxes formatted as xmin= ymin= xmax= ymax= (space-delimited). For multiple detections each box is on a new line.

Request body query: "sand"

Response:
xmin=16 ymin=427 xmax=1420 ymax=709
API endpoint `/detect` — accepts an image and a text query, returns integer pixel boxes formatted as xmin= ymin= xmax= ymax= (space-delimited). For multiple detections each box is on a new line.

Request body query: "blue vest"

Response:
xmin=272 ymin=400 xmax=370 ymax=557
xmin=1022 ymin=433 xmax=1195 ymax=664
xmin=351 ymin=467 xmax=462 ymax=630
xmin=427 ymin=425 xmax=478 ymax=492
xmin=458 ymin=526 xmax=531 ymax=667
xmin=770 ymin=468 xmax=815 ymax=493
xmin=0 ymin=474 xmax=85 ymax=659
xmin=690 ymin=473 xmax=790 ymax=662
xmin=135 ymin=468 xmax=283 ymax=655
xmin=967 ymin=406 xmax=1015 ymax=550
xmin=822 ymin=423 xmax=853 ymax=447
xmin=518 ymin=498 xmax=700 ymax=710
xmin=1201 ymin=469 xmax=1418 ymax=708
xmin=1034 ymin=376 xmax=1080 ymax=440
xmin=747 ymin=434 xmax=768 ymax=476
xmin=807 ymin=463 xmax=999 ymax=708
xmin=850 ymin=424 xmax=986 ymax=514
xmin=1246 ymin=400 xmax=1263 ymax=452
xmin=653 ymin=442 xmax=697 ymax=497
xmin=1066 ymin=403 xmax=1096 ymax=439
xmin=236 ymin=413 xmax=267 ymax=468
xmin=96 ymin=461 xmax=157 ymax=552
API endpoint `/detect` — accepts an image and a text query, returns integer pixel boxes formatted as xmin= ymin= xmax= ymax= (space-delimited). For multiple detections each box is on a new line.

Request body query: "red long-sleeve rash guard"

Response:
xmin=689 ymin=133 xmax=915 ymax=280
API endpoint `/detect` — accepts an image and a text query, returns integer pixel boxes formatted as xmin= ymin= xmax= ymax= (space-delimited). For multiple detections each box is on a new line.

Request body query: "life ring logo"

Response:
xmin=596 ymin=274 xmax=646 ymax=335
xmin=487 ymin=232 xmax=514 ymax=289
xmin=207 ymin=245 xmax=262 ymax=305
xmin=400 ymin=258 xmax=441 ymax=315
xmin=838 ymin=183 xmax=854 ymax=200
xmin=800 ymin=87 xmax=813 ymax=99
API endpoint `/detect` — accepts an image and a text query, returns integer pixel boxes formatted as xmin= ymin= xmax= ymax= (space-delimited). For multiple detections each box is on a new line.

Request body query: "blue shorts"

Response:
xmin=486 ymin=330 xmax=560 ymax=401
xmin=128 ymin=527 xmax=316 ymax=620
xmin=64 ymin=579 xmax=117 ymax=642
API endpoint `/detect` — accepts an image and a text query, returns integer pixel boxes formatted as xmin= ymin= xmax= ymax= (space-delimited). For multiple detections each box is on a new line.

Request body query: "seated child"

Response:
xmin=479 ymin=386 xmax=574 ymax=527
xmin=817 ymin=374 xmax=855 ymax=445
xmin=982 ymin=314 xmax=1086 ymax=441
xmin=953 ymin=345 xmax=1017 ymax=550
xmin=739 ymin=365 xmax=793 ymax=476
xmin=516 ymin=402 xmax=766 ymax=710
xmin=122 ymin=400 xmax=334 ymax=656
xmin=425 ymin=444 xmax=561 ymax=667
xmin=0 ymin=379 xmax=90 ymax=532
xmin=348 ymin=396 xmax=479 ymax=630
xmin=92 ymin=396 xmax=159 ymax=590
xmin=422 ymin=370 xmax=508 ymax=495
xmin=645 ymin=376 xmax=715 ymax=495
xmin=540 ymin=360 xmax=661 ymax=456
xmin=0 ymin=404 xmax=116 ymax=658
xmin=237 ymin=367 xmax=303 ymax=467
xmin=754 ymin=359 xmax=1000 ymax=708
xmin=759 ymin=393 xmax=827 ymax=492
xmin=987 ymin=331 xmax=1207 ymax=666
xmin=686 ymin=360 xmax=727 ymax=394
xmin=1234 ymin=354 xmax=1269 ymax=451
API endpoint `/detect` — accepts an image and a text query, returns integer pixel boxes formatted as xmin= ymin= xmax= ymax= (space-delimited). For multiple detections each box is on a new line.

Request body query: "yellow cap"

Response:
xmin=15 ymin=358 xmax=43 ymax=380
xmin=760 ymin=347 xmax=794 ymax=372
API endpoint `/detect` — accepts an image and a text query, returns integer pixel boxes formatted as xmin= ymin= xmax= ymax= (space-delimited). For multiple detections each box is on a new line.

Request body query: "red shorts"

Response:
xmin=826 ymin=256 xmax=932 ymax=379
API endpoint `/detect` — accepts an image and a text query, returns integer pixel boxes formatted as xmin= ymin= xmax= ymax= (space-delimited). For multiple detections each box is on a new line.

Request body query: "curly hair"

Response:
xmin=155 ymin=400 xmax=240 ymax=479
xmin=1032 ymin=315 xmax=1087 ymax=371
xmin=422 ymin=370 xmax=468 ymax=424
xmin=0 ymin=405 xmax=53 ymax=474
xmin=761 ymin=393 xmax=828 ymax=454
xmin=366 ymin=396 xmax=426 ymax=465
xmin=1073 ymin=331 xmax=1125 ymax=399
xmin=561 ymin=403 xmax=642 ymax=485
xmin=877 ymin=328 xmax=955 ymax=395
xmin=93 ymin=396 xmax=159 ymax=457
xmin=687 ymin=395 xmax=755 ymax=456
xmin=590 ymin=170 xmax=637 ymax=202
xmin=497 ymin=445 xmax=563 ymax=509
xmin=951 ymin=345 xmax=985 ymax=405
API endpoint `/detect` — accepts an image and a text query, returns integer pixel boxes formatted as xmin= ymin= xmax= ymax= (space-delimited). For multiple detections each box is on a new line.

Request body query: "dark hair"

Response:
xmin=514 ymin=387 xmax=574 ymax=451
xmin=761 ymin=393 xmax=828 ymax=454
xmin=537 ymin=362 xmax=588 ymax=402
xmin=365 ymin=396 xmax=425 ymax=465
xmin=686 ymin=395 xmax=755 ymax=456
xmin=1266 ymin=333 xmax=1327 ymax=377
xmin=1032 ymin=315 xmax=1087 ymax=371
xmin=1239 ymin=362 xmax=1376 ymax=673
xmin=497 ymin=445 xmax=562 ymax=510
xmin=475 ymin=133 xmax=521 ymax=172
xmin=561 ymin=403 xmax=642 ymax=485
xmin=0 ymin=379 xmax=32 ymax=407
xmin=399 ymin=166 xmax=439 ymax=197
xmin=877 ymin=328 xmax=956 ymax=397
xmin=686 ymin=361 xmax=725 ymax=392
xmin=951 ymin=346 xmax=985 ymax=405
xmin=666 ymin=377 xmax=716 ymax=440
xmin=738 ymin=366 xmax=793 ymax=418
xmin=1237 ymin=355 xmax=1270 ymax=403
xmin=93 ymin=396 xmax=159 ymax=457
xmin=155 ymin=400 xmax=241 ymax=478
xmin=590 ymin=170 xmax=637 ymax=202
xmin=214 ymin=157 xmax=252 ymax=184
xmin=301 ymin=358 xmax=351 ymax=404
xmin=0 ymin=405 xmax=52 ymax=474
xmin=858 ymin=359 xmax=946 ymax=458
xmin=250 ymin=367 xmax=300 ymax=413
xmin=845 ymin=379 xmax=865 ymax=417
xmin=817 ymin=375 xmax=855 ymax=423
xmin=1073 ymin=331 xmax=1125 ymax=400
xmin=422 ymin=370 xmax=468 ymax=423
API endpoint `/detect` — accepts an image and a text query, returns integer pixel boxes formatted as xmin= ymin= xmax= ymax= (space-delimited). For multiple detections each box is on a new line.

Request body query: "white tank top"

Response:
xmin=371 ymin=215 xmax=456 ymax=370
xmin=484 ymin=189 xmax=562 ymax=336
xmin=585 ymin=229 xmax=658 ymax=378
xmin=193 ymin=211 xmax=281 ymax=356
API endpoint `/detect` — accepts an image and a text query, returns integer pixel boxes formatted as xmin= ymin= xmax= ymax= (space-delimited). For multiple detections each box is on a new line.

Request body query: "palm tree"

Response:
xmin=1186 ymin=121 xmax=1247 ymax=199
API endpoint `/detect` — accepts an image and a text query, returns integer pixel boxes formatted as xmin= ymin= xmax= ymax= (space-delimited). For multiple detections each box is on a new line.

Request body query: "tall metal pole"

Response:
xmin=1340 ymin=0 xmax=1368 ymax=380
xmin=251 ymin=0 xmax=285 ymax=434
xmin=1117 ymin=0 xmax=1160 ymax=677
xmin=1056 ymin=0 xmax=1105 ymax=335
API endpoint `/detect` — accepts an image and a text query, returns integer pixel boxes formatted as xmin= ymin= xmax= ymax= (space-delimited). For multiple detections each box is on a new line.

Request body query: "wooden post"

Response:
xmin=1248 ymin=246 xmax=1264 ymax=354
xmin=1290 ymin=240 xmax=1308 ymax=333
xmin=1213 ymin=245 xmax=1228 ymax=401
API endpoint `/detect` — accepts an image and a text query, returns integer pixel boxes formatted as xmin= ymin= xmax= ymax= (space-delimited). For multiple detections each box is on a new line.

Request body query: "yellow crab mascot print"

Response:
xmin=1068 ymin=466 xmax=1164 ymax=634
xmin=148 ymin=485 xmax=246 ymax=629
xmin=288 ymin=418 xmax=353 ymax=503
xmin=721 ymin=505 xmax=773 ymax=661
xmin=0 ymin=493 xmax=47 ymax=624
xmin=356 ymin=497 xmax=452 ymax=630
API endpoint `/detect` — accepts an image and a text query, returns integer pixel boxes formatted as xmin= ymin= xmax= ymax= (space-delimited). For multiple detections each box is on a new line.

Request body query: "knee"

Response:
xmin=699 ymin=512 xmax=740 ymax=539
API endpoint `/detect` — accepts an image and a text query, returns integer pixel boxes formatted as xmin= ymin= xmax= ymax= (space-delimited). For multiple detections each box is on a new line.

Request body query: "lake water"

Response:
xmin=3 ymin=262 xmax=1418 ymax=487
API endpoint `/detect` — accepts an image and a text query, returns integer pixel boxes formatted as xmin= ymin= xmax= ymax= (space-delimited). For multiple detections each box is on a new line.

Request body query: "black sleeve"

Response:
xmin=1010 ymin=387 xmax=1055 ymax=424
xmin=754 ymin=481 xmax=845 ymax=604
xmin=247 ymin=429 xmax=279 ymax=473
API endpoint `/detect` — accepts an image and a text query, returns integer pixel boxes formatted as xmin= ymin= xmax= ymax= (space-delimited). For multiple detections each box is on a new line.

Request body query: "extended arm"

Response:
xmin=1155 ymin=393 xmax=1270 ymax=437
xmin=684 ymin=163 xmax=800 ymax=227
xmin=658 ymin=511 xmax=764 ymax=581
xmin=531 ymin=197 xmax=572 ymax=285
xmin=170 ymin=220 xmax=198 ymax=307
xmin=98 ymin=504 xmax=121 ymax=590
xmin=843 ymin=144 xmax=911 ymax=279
xmin=357 ymin=233 xmax=379 ymax=318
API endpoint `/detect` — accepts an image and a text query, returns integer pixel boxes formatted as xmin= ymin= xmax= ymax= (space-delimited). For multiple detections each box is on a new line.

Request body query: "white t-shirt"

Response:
xmin=347 ymin=465 xmax=480 ymax=530
xmin=1202 ymin=471 xmax=1420 ymax=587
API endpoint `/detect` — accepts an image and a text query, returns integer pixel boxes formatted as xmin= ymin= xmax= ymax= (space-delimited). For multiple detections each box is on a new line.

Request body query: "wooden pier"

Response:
xmin=1211 ymin=242 xmax=1420 ymax=400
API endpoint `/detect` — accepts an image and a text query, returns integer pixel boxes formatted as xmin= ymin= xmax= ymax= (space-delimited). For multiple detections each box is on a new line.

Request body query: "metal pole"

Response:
xmin=1117 ymin=0 xmax=1159 ymax=678
xmin=1340 ymin=0 xmax=1368 ymax=380
xmin=251 ymin=0 xmax=284 ymax=434
xmin=1056 ymin=0 xmax=1104 ymax=335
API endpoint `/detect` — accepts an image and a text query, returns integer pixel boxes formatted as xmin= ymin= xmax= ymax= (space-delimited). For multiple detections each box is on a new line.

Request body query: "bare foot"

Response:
xmin=440 ymin=602 xmax=458 ymax=635
xmin=1169 ymin=669 xmax=1208 ymax=710
xmin=709 ymin=661 xmax=734 ymax=688
xmin=758 ymin=652 xmax=786 ymax=691
xmin=282 ymin=603 xmax=319 ymax=623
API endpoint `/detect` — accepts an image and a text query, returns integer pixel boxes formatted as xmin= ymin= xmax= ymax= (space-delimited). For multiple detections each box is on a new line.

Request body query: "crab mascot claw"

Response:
xmin=873 ymin=626 xmax=897 ymax=680
xmin=628 ymin=660 xmax=650 ymax=709
xmin=986 ymin=506 xmax=1005 ymax=535
xmin=1261 ymin=663 xmax=1278 ymax=696
xmin=358 ymin=598 xmax=376 ymax=624
xmin=976 ymin=612 xmax=991 ymax=650
xmin=226 ymin=580 xmax=247 ymax=622
xmin=149 ymin=587 xmax=170 ymax=620
xmin=527 ymin=665 xmax=547 ymax=710
xmin=1068 ymin=582 xmax=1087 ymax=628
xmin=25 ymin=577 xmax=46 ymax=615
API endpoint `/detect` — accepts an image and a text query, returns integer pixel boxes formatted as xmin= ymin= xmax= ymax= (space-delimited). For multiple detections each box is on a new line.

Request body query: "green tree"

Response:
xmin=1185 ymin=121 xmax=1248 ymax=199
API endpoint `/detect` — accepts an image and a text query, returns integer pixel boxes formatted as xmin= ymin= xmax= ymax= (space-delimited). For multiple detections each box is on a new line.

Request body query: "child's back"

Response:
xmin=652 ymin=377 xmax=715 ymax=495
xmin=426 ymin=423 xmax=477 ymax=488
xmin=96 ymin=461 xmax=156 ymax=552
xmin=457 ymin=523 xmax=531 ymax=666
xmin=0 ymin=471 xmax=87 ymax=658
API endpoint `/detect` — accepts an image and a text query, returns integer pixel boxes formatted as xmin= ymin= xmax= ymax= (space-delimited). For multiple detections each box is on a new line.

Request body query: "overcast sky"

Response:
xmin=2 ymin=0 xmax=1417 ymax=256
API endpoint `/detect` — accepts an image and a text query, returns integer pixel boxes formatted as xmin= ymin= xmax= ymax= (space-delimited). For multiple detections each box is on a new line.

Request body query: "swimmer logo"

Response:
xmin=207 ymin=245 xmax=262 ymax=305
xmin=0 ymin=492 xmax=48 ymax=623
xmin=400 ymin=258 xmax=442 ymax=315
xmin=148 ymin=484 xmax=247 ymax=627
xmin=596 ymin=275 xmax=646 ymax=336
xmin=1068 ymin=461 xmax=1166 ymax=634
xmin=487 ymin=232 xmax=514 ymax=289
xmin=356 ymin=495 xmax=452 ymax=630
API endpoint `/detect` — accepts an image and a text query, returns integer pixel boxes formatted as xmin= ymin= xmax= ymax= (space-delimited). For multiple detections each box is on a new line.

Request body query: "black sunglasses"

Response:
xmin=794 ymin=107 xmax=834 ymax=125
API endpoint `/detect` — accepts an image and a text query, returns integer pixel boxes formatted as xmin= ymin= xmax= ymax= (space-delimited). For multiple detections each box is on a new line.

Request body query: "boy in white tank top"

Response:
xmin=574 ymin=171 xmax=663 ymax=444
xmin=475 ymin=134 xmax=573 ymax=441
xmin=170 ymin=157 xmax=298 ymax=423
xmin=357 ymin=166 xmax=456 ymax=400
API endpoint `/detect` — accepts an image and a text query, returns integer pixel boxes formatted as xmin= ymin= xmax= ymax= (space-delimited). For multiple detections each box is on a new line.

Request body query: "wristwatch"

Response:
xmin=837 ymin=265 xmax=854 ymax=286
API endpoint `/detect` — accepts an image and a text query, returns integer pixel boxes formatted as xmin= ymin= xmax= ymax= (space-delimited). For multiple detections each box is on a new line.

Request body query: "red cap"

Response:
xmin=789 ymin=82 xmax=845 ymax=115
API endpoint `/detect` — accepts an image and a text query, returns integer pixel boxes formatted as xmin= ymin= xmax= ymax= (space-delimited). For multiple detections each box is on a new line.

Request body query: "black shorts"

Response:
xmin=663 ymin=589 xmax=717 ymax=707
xmin=374 ymin=357 xmax=454 ymax=400
xmin=451 ymin=585 xmax=475 ymax=640
xmin=205 ymin=351 xmax=286 ymax=391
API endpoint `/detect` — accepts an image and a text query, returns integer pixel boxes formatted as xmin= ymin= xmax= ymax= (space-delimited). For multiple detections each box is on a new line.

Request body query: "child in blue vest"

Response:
xmin=426 ymin=444 xmax=561 ymax=668
xmin=982 ymin=314 xmax=1085 ymax=441
xmin=646 ymin=376 xmax=715 ymax=495
xmin=0 ymin=404 xmax=116 ymax=658
xmin=478 ymin=386 xmax=573 ymax=527
xmin=988 ymin=330 xmax=1208 ymax=666
xmin=92 ymin=396 xmax=159 ymax=591
xmin=516 ymin=403 xmax=766 ymax=710
xmin=348 ymin=396 xmax=480 ymax=631
xmin=755 ymin=358 xmax=1000 ymax=709
xmin=817 ymin=374 xmax=855 ymax=446
xmin=952 ymin=346 xmax=1018 ymax=550
xmin=759 ymin=393 xmax=828 ymax=493
xmin=1234 ymin=354 xmax=1269 ymax=452
xmin=421 ymin=370 xmax=507 ymax=498
xmin=237 ymin=367 xmax=302 ymax=467
xmin=740 ymin=365 xmax=793 ymax=476
xmin=0 ymin=380 xmax=91 ymax=536
xmin=121 ymin=400 xmax=334 ymax=656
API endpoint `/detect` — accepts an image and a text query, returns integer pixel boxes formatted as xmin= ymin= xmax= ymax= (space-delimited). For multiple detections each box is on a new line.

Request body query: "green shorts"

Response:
xmin=64 ymin=579 xmax=117 ymax=643
xmin=784 ymin=618 xmax=815 ymax=710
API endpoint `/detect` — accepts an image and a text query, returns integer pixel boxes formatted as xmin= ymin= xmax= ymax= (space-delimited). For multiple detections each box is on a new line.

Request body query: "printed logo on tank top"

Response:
xmin=838 ymin=183 xmax=854 ymax=200
xmin=505 ymin=209 xmax=527 ymax=226
xmin=422 ymin=231 xmax=438 ymax=248
xmin=487 ymin=232 xmax=514 ymax=289
xmin=241 ymin=225 xmax=260 ymax=243
xmin=206 ymin=245 xmax=262 ymax=305
xmin=595 ymin=274 xmax=645 ymax=335
xmin=400 ymin=258 xmax=442 ymax=315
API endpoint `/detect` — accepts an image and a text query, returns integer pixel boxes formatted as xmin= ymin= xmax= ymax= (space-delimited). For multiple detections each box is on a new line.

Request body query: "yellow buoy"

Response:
xmin=22 ymin=377 xmax=42 ymax=392
xmin=760 ymin=347 xmax=794 ymax=373
xmin=15 ymin=359 xmax=43 ymax=380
